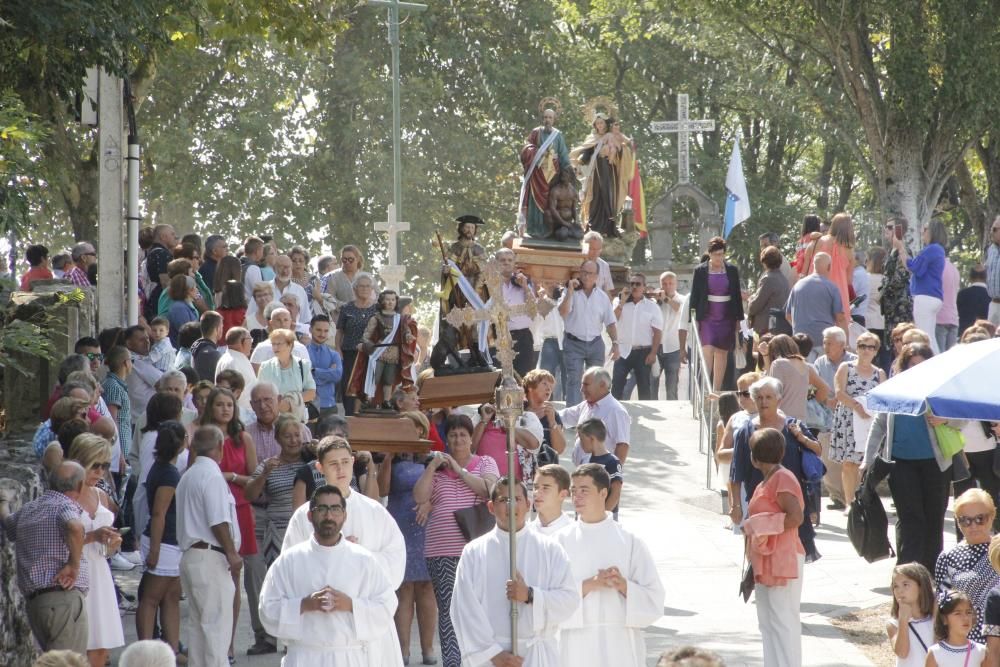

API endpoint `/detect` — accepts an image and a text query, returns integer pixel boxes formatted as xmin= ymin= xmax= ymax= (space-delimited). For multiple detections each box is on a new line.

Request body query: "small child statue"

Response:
xmin=349 ymin=289 xmax=418 ymax=407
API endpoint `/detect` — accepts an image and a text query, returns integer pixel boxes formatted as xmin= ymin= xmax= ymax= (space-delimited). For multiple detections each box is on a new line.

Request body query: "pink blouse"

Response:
xmin=745 ymin=467 xmax=805 ymax=586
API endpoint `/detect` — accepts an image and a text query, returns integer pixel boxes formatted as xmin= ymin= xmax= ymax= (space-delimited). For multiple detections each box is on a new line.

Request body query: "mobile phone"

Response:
xmin=894 ymin=225 xmax=904 ymax=240
xmin=119 ymin=527 xmax=131 ymax=536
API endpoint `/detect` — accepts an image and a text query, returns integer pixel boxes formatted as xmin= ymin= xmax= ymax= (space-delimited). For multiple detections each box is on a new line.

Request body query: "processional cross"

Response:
xmin=374 ymin=203 xmax=409 ymax=292
xmin=650 ymin=93 xmax=716 ymax=184
xmin=442 ymin=257 xmax=540 ymax=654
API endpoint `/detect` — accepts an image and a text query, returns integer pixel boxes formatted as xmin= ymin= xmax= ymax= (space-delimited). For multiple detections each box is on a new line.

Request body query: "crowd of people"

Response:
xmin=7 ymin=209 xmax=1000 ymax=667
xmin=2 ymin=225 xmax=687 ymax=667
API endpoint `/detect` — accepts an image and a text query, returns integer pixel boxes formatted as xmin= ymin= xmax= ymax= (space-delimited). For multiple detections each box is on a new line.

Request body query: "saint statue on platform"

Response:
xmin=347 ymin=290 xmax=418 ymax=408
xmin=570 ymin=99 xmax=635 ymax=238
xmin=430 ymin=215 xmax=491 ymax=373
xmin=545 ymin=166 xmax=583 ymax=242
xmin=519 ymin=98 xmax=571 ymax=239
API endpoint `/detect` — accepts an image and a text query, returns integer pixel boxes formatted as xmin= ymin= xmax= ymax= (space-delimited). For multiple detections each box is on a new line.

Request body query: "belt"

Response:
xmin=993 ymin=298 xmax=1000 ymax=304
xmin=26 ymin=586 xmax=68 ymax=601
xmin=629 ymin=346 xmax=652 ymax=352
xmin=565 ymin=333 xmax=597 ymax=343
xmin=707 ymin=295 xmax=731 ymax=303
xmin=189 ymin=541 xmax=226 ymax=555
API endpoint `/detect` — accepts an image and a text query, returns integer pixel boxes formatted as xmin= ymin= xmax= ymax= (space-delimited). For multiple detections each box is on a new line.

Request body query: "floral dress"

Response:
xmin=829 ymin=362 xmax=881 ymax=465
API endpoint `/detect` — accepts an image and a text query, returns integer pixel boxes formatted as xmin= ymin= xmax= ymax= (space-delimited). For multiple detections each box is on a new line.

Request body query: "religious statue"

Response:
xmin=347 ymin=289 xmax=418 ymax=408
xmin=544 ymin=166 xmax=584 ymax=241
xmin=570 ymin=99 xmax=636 ymax=238
xmin=519 ymin=98 xmax=571 ymax=239
xmin=430 ymin=215 xmax=492 ymax=373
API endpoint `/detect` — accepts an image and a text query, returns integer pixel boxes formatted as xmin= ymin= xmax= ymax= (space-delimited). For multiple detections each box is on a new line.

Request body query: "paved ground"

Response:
xmin=108 ymin=398 xmax=947 ymax=666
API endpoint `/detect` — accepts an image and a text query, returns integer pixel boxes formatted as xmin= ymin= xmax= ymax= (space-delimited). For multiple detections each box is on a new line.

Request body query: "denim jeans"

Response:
xmin=657 ymin=350 xmax=681 ymax=400
xmin=563 ymin=335 xmax=605 ymax=406
xmin=935 ymin=323 xmax=957 ymax=353
xmin=538 ymin=338 xmax=565 ymax=401
xmin=612 ymin=349 xmax=653 ymax=400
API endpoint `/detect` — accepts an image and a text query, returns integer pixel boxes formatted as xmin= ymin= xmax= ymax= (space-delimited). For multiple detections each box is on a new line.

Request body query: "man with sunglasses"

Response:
xmin=259 ymin=484 xmax=397 ymax=666
xmin=66 ymin=242 xmax=96 ymax=288
xmin=74 ymin=337 xmax=104 ymax=375
xmin=611 ymin=273 xmax=662 ymax=401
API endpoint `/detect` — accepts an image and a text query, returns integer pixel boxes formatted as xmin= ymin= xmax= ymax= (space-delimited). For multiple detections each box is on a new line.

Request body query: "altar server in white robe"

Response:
xmin=530 ymin=464 xmax=574 ymax=537
xmin=280 ymin=437 xmax=406 ymax=666
xmin=260 ymin=484 xmax=397 ymax=666
xmin=451 ymin=478 xmax=579 ymax=667
xmin=555 ymin=463 xmax=665 ymax=667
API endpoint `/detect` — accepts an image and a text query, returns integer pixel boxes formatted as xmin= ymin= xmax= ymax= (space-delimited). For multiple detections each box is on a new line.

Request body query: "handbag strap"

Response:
xmin=907 ymin=621 xmax=928 ymax=653
xmin=964 ymin=641 xmax=972 ymax=667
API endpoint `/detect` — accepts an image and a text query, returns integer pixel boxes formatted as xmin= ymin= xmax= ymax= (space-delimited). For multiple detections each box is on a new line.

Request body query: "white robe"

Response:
xmin=555 ymin=515 xmax=665 ymax=667
xmin=529 ymin=513 xmax=573 ymax=537
xmin=451 ymin=527 xmax=579 ymax=667
xmin=282 ymin=491 xmax=406 ymax=667
xmin=260 ymin=536 xmax=396 ymax=666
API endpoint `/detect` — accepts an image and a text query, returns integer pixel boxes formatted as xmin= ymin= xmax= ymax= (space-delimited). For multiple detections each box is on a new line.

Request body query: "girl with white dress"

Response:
xmin=68 ymin=433 xmax=125 ymax=667
xmin=927 ymin=591 xmax=987 ymax=667
xmin=886 ymin=562 xmax=935 ymax=667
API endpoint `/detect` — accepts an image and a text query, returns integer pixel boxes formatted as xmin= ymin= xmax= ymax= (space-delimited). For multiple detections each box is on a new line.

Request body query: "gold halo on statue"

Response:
xmin=538 ymin=96 xmax=563 ymax=118
xmin=582 ymin=96 xmax=618 ymax=123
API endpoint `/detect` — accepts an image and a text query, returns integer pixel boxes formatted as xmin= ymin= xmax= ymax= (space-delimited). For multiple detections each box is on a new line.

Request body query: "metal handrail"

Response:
xmin=687 ymin=317 xmax=718 ymax=491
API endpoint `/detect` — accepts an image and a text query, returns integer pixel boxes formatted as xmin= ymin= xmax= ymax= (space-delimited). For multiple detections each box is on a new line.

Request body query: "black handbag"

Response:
xmin=739 ymin=549 xmax=755 ymax=603
xmin=454 ymin=502 xmax=495 ymax=542
xmin=847 ymin=457 xmax=895 ymax=563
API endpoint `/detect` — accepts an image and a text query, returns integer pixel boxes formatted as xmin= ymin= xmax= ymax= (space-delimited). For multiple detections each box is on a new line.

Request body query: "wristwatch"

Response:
xmin=525 ymin=587 xmax=534 ymax=604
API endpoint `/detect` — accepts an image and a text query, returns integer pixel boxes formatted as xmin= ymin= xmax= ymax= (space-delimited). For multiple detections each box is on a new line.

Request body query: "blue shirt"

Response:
xmin=306 ymin=342 xmax=343 ymax=409
xmin=907 ymin=243 xmax=945 ymax=299
xmin=891 ymin=414 xmax=934 ymax=460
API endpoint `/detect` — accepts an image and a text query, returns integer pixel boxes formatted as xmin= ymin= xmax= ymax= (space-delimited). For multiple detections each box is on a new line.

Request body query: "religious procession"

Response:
xmin=5 ymin=3 xmax=1000 ymax=667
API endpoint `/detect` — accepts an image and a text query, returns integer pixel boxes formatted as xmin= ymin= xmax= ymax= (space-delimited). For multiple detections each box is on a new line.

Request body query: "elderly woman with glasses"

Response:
xmin=335 ymin=271 xmax=377 ymax=416
xmin=935 ymin=489 xmax=999 ymax=645
xmin=731 ymin=376 xmax=821 ymax=563
xmin=829 ymin=331 xmax=886 ymax=505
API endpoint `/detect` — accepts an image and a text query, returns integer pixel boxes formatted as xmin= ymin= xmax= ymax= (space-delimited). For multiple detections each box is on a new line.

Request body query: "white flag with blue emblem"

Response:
xmin=723 ymin=137 xmax=750 ymax=238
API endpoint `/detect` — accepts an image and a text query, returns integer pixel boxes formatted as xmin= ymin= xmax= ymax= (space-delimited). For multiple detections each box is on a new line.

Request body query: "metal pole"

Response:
xmin=506 ymin=422 xmax=518 ymax=654
xmin=388 ymin=3 xmax=402 ymax=265
xmin=126 ymin=139 xmax=140 ymax=325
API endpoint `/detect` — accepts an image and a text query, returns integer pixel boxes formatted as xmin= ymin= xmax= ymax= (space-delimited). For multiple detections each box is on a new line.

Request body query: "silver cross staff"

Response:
xmin=650 ymin=93 xmax=716 ymax=184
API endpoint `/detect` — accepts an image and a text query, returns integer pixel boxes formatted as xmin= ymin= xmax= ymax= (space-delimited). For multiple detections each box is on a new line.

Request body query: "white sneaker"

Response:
xmin=109 ymin=553 xmax=136 ymax=571
xmin=120 ymin=551 xmax=143 ymax=565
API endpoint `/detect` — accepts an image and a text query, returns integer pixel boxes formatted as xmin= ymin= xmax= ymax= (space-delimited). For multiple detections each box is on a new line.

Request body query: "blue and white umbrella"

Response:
xmin=865 ymin=337 xmax=1000 ymax=420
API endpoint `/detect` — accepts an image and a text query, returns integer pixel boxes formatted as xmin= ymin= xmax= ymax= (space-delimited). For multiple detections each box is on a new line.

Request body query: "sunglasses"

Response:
xmin=736 ymin=390 xmax=751 ymax=398
xmin=629 ymin=281 xmax=644 ymax=286
xmin=957 ymin=513 xmax=990 ymax=528
xmin=84 ymin=352 xmax=104 ymax=362
xmin=90 ymin=462 xmax=111 ymax=471
xmin=856 ymin=344 xmax=878 ymax=350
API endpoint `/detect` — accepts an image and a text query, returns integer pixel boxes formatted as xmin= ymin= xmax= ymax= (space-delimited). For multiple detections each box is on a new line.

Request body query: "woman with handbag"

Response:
xmin=688 ymin=236 xmax=744 ymax=391
xmin=413 ymin=414 xmax=499 ymax=667
xmin=861 ymin=343 xmax=970 ymax=574
xmin=523 ymin=369 xmax=566 ymax=464
xmin=743 ymin=427 xmax=806 ymax=667
xmin=731 ymin=376 xmax=822 ymax=562
xmin=830 ymin=331 xmax=886 ymax=510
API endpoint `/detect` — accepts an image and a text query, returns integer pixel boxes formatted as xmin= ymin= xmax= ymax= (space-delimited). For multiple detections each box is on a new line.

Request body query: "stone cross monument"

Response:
xmin=650 ymin=93 xmax=716 ymax=185
xmin=374 ymin=203 xmax=409 ymax=292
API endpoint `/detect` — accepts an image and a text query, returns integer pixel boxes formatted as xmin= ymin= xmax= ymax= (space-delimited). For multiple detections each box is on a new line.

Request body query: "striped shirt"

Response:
xmin=424 ymin=455 xmax=499 ymax=558
xmin=101 ymin=373 xmax=132 ymax=459
xmin=987 ymin=244 xmax=1000 ymax=299
xmin=4 ymin=491 xmax=90 ymax=595
xmin=64 ymin=265 xmax=90 ymax=288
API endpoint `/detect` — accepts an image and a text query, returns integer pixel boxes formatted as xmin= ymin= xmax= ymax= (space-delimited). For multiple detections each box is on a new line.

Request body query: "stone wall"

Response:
xmin=0 ymin=433 xmax=44 ymax=666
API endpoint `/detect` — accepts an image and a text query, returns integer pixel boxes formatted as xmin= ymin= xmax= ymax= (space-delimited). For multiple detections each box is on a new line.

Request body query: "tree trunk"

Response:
xmin=878 ymin=133 xmax=936 ymax=251
xmin=817 ymin=143 xmax=835 ymax=212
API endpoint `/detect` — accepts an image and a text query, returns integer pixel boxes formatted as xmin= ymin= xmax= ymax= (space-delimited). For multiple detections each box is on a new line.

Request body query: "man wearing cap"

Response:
xmin=66 ymin=242 xmax=97 ymax=288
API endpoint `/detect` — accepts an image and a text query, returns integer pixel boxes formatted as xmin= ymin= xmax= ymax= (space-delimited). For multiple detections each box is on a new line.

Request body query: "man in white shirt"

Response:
xmin=215 ymin=327 xmax=257 ymax=412
xmin=267 ymin=255 xmax=311 ymax=326
xmin=451 ymin=479 xmax=579 ymax=666
xmin=655 ymin=271 xmax=686 ymax=400
xmin=582 ymin=231 xmax=615 ymax=294
xmin=249 ymin=307 xmax=310 ymax=371
xmin=531 ymin=464 xmax=573 ymax=536
xmin=177 ymin=426 xmax=242 ymax=667
xmin=532 ymin=285 xmax=565 ymax=400
xmin=560 ymin=367 xmax=631 ymax=465
xmin=242 ymin=237 xmax=266 ymax=303
xmin=555 ymin=465 xmax=665 ymax=667
xmin=496 ymin=248 xmax=546 ymax=378
xmin=559 ymin=260 xmax=619 ymax=406
xmin=259 ymin=484 xmax=398 ymax=667
xmin=611 ymin=273 xmax=663 ymax=401
xmin=123 ymin=325 xmax=163 ymax=422
xmin=282 ymin=437 xmax=406 ymax=667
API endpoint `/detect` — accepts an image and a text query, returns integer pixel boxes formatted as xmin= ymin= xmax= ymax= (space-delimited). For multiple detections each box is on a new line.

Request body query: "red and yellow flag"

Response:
xmin=630 ymin=159 xmax=647 ymax=238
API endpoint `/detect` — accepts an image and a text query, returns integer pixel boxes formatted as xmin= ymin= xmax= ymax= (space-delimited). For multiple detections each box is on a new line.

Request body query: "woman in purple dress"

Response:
xmin=379 ymin=410 xmax=438 ymax=666
xmin=689 ymin=236 xmax=744 ymax=390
